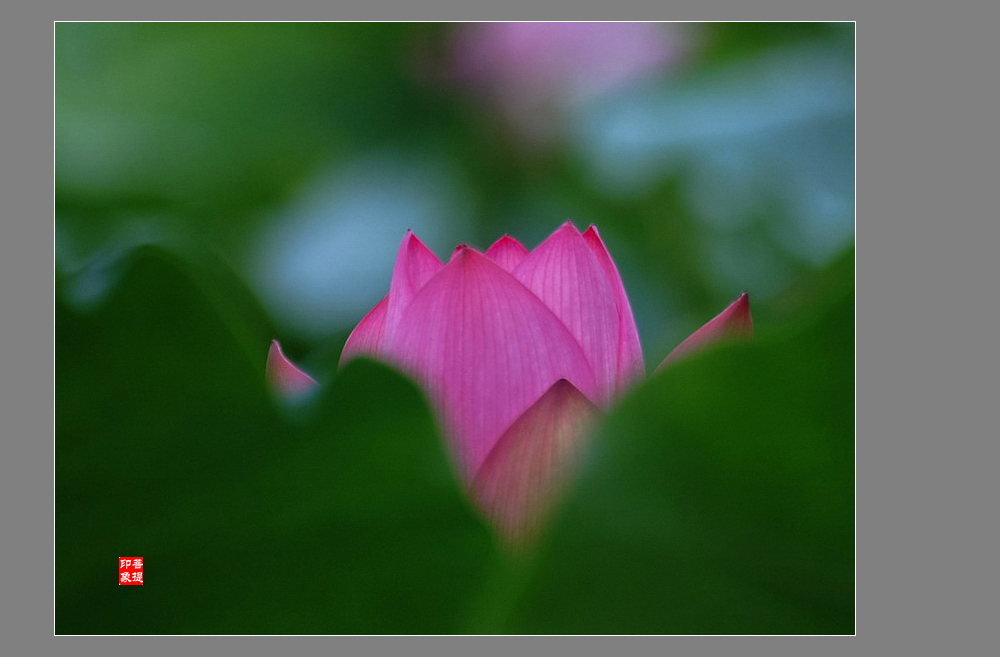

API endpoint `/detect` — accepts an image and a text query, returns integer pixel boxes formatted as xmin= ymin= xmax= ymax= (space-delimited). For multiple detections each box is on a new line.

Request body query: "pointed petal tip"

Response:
xmin=383 ymin=231 xmax=444 ymax=345
xmin=578 ymin=223 xmax=645 ymax=391
xmin=449 ymin=243 xmax=489 ymax=264
xmin=485 ymin=234 xmax=530 ymax=271
xmin=658 ymin=292 xmax=754 ymax=369
xmin=398 ymin=230 xmax=445 ymax=267
xmin=339 ymin=295 xmax=389 ymax=367
xmin=550 ymin=378 xmax=575 ymax=393
xmin=267 ymin=339 xmax=286 ymax=359
xmin=401 ymin=228 xmax=437 ymax=255
xmin=491 ymin=234 xmax=518 ymax=247
xmin=392 ymin=229 xmax=444 ymax=288
xmin=556 ymin=220 xmax=582 ymax=235
xmin=729 ymin=292 xmax=753 ymax=331
xmin=267 ymin=340 xmax=318 ymax=398
xmin=547 ymin=378 xmax=599 ymax=406
xmin=472 ymin=377 xmax=598 ymax=549
xmin=450 ymin=243 xmax=477 ymax=260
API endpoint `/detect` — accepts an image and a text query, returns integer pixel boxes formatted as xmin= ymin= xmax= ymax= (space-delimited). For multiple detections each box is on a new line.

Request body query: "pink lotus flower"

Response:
xmin=268 ymin=223 xmax=752 ymax=547
xmin=445 ymin=22 xmax=687 ymax=147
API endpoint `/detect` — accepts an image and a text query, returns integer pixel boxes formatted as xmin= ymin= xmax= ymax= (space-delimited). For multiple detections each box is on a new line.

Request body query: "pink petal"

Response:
xmin=512 ymin=222 xmax=620 ymax=404
xmin=449 ymin=243 xmax=468 ymax=261
xmin=472 ymin=379 xmax=598 ymax=549
xmin=659 ymin=292 xmax=754 ymax=368
xmin=339 ymin=295 xmax=388 ymax=365
xmin=383 ymin=230 xmax=443 ymax=345
xmin=267 ymin=340 xmax=318 ymax=398
xmin=583 ymin=224 xmax=645 ymax=392
xmin=391 ymin=246 xmax=599 ymax=479
xmin=485 ymin=235 xmax=530 ymax=272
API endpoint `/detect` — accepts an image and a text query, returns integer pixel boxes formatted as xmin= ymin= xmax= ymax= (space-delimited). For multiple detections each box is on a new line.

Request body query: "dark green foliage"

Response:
xmin=505 ymin=252 xmax=854 ymax=633
xmin=56 ymin=248 xmax=499 ymax=633
xmin=56 ymin=246 xmax=853 ymax=633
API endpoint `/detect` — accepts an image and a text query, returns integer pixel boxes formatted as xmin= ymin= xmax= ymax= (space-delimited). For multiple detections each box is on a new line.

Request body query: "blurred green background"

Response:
xmin=56 ymin=22 xmax=855 ymax=634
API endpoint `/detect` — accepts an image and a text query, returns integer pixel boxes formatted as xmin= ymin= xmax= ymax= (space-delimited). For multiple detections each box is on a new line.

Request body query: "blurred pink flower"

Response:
xmin=269 ymin=223 xmax=751 ymax=547
xmin=447 ymin=22 xmax=686 ymax=146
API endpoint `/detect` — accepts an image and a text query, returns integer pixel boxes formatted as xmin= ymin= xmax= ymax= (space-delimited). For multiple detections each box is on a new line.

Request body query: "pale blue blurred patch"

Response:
xmin=574 ymin=45 xmax=855 ymax=296
xmin=577 ymin=46 xmax=853 ymax=193
xmin=252 ymin=152 xmax=470 ymax=338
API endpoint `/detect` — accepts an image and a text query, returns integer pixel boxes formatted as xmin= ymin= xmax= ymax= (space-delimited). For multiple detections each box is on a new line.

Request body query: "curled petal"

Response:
xmin=267 ymin=340 xmax=318 ymax=398
xmin=485 ymin=235 xmax=530 ymax=272
xmin=583 ymin=224 xmax=645 ymax=392
xmin=513 ymin=222 xmax=620 ymax=404
xmin=383 ymin=230 xmax=443 ymax=345
xmin=392 ymin=247 xmax=599 ymax=478
xmin=473 ymin=379 xmax=598 ymax=549
xmin=339 ymin=295 xmax=388 ymax=365
xmin=659 ymin=292 xmax=754 ymax=369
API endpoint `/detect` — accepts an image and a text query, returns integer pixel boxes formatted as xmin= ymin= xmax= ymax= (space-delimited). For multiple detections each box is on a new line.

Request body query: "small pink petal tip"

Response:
xmin=485 ymin=235 xmax=529 ymax=271
xmin=582 ymin=224 xmax=645 ymax=391
xmin=472 ymin=379 xmax=598 ymax=550
xmin=450 ymin=243 xmax=473 ymax=261
xmin=340 ymin=295 xmax=389 ymax=366
xmin=383 ymin=231 xmax=444 ymax=344
xmin=267 ymin=340 xmax=318 ymax=398
xmin=659 ymin=292 xmax=753 ymax=369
